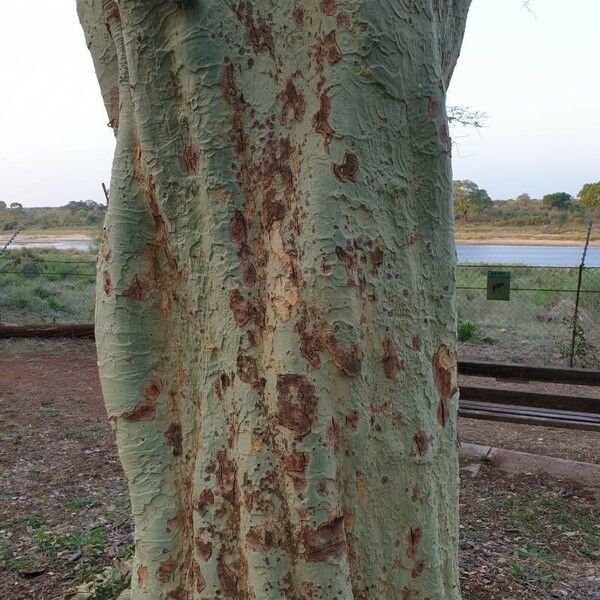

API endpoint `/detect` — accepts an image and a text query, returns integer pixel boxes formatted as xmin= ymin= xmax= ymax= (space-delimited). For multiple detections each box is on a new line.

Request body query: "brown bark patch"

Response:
xmin=180 ymin=140 xmax=199 ymax=175
xmin=235 ymin=2 xmax=274 ymax=54
xmin=229 ymin=210 xmax=256 ymax=286
xmin=326 ymin=418 xmax=340 ymax=451
xmin=137 ymin=566 xmax=148 ymax=588
xmin=313 ymin=93 xmax=334 ymax=146
xmin=433 ymin=344 xmax=456 ymax=399
xmin=282 ymin=450 xmax=309 ymax=492
xmin=370 ymin=400 xmax=390 ymax=416
xmin=261 ymin=198 xmax=286 ymax=230
xmin=237 ymin=354 xmax=265 ymax=392
xmin=121 ymin=401 xmax=155 ymax=422
xmin=144 ymin=377 xmax=164 ymax=403
xmin=413 ymin=431 xmax=429 ymax=456
xmin=165 ymin=422 xmax=182 ymax=456
xmin=295 ymin=320 xmax=322 ymax=370
xmin=335 ymin=245 xmax=355 ymax=274
xmin=217 ymin=549 xmax=238 ymax=596
xmin=320 ymin=0 xmax=337 ymax=15
xmin=337 ymin=13 xmax=351 ymax=28
xmin=195 ymin=537 xmax=213 ymax=561
xmin=280 ymin=78 xmax=306 ymax=125
xmin=433 ymin=344 xmax=457 ymax=427
xmin=229 ymin=289 xmax=257 ymax=326
xmin=195 ymin=489 xmax=214 ymax=515
xmin=102 ymin=270 xmax=112 ymax=296
xmin=121 ymin=275 xmax=149 ymax=302
xmin=411 ymin=560 xmax=425 ymax=579
xmin=132 ymin=142 xmax=144 ymax=183
xmin=246 ymin=525 xmax=276 ymax=551
xmin=411 ymin=334 xmax=422 ymax=352
xmin=437 ymin=399 xmax=448 ymax=428
xmin=345 ymin=410 xmax=359 ymax=430
xmin=438 ymin=122 xmax=451 ymax=151
xmin=381 ymin=336 xmax=400 ymax=379
xmin=322 ymin=332 xmax=362 ymax=376
xmin=333 ymin=152 xmax=359 ymax=182
xmin=427 ymin=96 xmax=440 ymax=119
xmin=108 ymin=86 xmax=119 ymax=130
xmin=319 ymin=31 xmax=343 ymax=65
xmin=146 ymin=178 xmax=170 ymax=247
xmin=303 ymin=516 xmax=346 ymax=562
xmin=292 ymin=5 xmax=304 ymax=26
xmin=407 ymin=526 xmax=422 ymax=558
xmin=156 ymin=559 xmax=177 ymax=582
xmin=219 ymin=59 xmax=237 ymax=104
xmin=276 ymin=374 xmax=318 ymax=439
xmin=121 ymin=376 xmax=163 ymax=421
xmin=215 ymin=448 xmax=236 ymax=504
xmin=194 ymin=563 xmax=206 ymax=593
xmin=370 ymin=245 xmax=384 ymax=275
xmin=167 ymin=587 xmax=183 ymax=599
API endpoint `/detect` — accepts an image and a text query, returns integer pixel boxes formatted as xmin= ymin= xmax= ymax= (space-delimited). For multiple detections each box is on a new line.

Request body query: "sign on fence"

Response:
xmin=487 ymin=270 xmax=511 ymax=301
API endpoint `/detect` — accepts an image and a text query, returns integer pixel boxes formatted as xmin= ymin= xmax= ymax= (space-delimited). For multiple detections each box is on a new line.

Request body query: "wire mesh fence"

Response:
xmin=2 ymin=249 xmax=600 ymax=368
xmin=457 ymin=265 xmax=600 ymax=368
xmin=0 ymin=250 xmax=96 ymax=325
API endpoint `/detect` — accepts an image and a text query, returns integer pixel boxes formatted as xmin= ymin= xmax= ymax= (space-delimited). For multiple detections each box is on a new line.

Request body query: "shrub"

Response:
xmin=458 ymin=320 xmax=478 ymax=342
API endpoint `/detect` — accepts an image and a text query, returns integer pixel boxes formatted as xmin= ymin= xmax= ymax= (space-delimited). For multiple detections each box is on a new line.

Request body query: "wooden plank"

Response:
xmin=459 ymin=400 xmax=600 ymax=424
xmin=459 ymin=406 xmax=600 ymax=432
xmin=460 ymin=385 xmax=600 ymax=414
xmin=0 ymin=323 xmax=94 ymax=339
xmin=459 ymin=360 xmax=600 ymax=387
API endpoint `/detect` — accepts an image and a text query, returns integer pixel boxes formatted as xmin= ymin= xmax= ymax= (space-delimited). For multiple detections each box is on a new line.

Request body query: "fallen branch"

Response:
xmin=0 ymin=323 xmax=94 ymax=339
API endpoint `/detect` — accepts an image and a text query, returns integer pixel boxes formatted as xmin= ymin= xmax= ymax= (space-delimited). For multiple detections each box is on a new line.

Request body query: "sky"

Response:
xmin=0 ymin=1 xmax=598 ymax=207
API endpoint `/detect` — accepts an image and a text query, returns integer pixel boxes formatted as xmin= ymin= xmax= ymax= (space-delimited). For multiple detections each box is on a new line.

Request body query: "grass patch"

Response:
xmin=4 ymin=556 xmax=31 ymax=572
xmin=65 ymin=497 xmax=97 ymax=511
xmin=509 ymin=560 xmax=558 ymax=586
xmin=63 ymin=428 xmax=85 ymax=440
xmin=30 ymin=523 xmax=106 ymax=558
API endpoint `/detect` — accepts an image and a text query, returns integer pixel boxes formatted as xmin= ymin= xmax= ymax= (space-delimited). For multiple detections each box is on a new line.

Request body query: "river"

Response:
xmin=6 ymin=240 xmax=599 ymax=267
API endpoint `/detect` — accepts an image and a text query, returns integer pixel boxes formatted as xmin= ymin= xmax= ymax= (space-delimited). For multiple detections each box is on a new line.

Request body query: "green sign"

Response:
xmin=487 ymin=271 xmax=511 ymax=301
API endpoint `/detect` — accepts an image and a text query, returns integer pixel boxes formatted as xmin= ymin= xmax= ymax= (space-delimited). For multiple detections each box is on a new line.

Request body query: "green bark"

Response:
xmin=78 ymin=1 xmax=471 ymax=598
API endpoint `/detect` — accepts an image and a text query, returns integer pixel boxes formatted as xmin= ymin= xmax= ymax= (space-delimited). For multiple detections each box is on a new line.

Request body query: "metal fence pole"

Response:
xmin=569 ymin=221 xmax=593 ymax=367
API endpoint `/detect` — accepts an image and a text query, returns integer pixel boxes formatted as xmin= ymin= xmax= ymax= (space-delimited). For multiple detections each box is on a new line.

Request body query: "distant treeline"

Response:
xmin=453 ymin=180 xmax=600 ymax=229
xmin=0 ymin=200 xmax=106 ymax=231
xmin=2 ymin=180 xmax=600 ymax=234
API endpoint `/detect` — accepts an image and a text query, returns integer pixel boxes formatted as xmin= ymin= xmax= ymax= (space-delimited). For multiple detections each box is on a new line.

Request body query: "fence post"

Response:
xmin=569 ymin=221 xmax=593 ymax=367
xmin=0 ymin=230 xmax=19 ymax=255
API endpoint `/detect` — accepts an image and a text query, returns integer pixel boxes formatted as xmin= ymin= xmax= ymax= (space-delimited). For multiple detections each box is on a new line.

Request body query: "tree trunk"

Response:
xmin=78 ymin=1 xmax=471 ymax=598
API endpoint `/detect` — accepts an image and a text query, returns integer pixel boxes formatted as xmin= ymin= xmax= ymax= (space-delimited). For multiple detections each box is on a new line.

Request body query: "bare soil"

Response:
xmin=0 ymin=341 xmax=598 ymax=599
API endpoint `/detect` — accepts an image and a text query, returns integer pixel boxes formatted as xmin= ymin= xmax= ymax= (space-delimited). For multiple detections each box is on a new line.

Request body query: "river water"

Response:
xmin=6 ymin=240 xmax=600 ymax=267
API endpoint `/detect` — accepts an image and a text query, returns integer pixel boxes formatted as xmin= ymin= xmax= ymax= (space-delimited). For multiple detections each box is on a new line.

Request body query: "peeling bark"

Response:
xmin=78 ymin=0 xmax=471 ymax=597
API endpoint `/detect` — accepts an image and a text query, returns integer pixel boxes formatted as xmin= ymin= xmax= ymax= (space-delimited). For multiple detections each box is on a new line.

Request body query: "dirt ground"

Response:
xmin=0 ymin=340 xmax=598 ymax=599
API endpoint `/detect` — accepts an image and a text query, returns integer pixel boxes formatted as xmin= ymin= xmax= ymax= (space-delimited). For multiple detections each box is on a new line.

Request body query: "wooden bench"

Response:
xmin=458 ymin=361 xmax=600 ymax=431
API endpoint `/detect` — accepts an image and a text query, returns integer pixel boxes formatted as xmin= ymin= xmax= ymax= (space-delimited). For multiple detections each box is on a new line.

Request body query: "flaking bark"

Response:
xmin=78 ymin=0 xmax=471 ymax=598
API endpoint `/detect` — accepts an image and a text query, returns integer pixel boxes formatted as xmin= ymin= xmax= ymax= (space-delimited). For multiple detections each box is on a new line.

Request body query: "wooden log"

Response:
xmin=460 ymin=385 xmax=600 ymax=414
xmin=459 ymin=401 xmax=600 ymax=432
xmin=0 ymin=323 xmax=94 ymax=339
xmin=459 ymin=360 xmax=600 ymax=387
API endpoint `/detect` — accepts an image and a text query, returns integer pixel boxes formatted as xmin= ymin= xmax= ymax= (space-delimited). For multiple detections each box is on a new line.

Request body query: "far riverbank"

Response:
xmin=2 ymin=232 xmax=598 ymax=248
